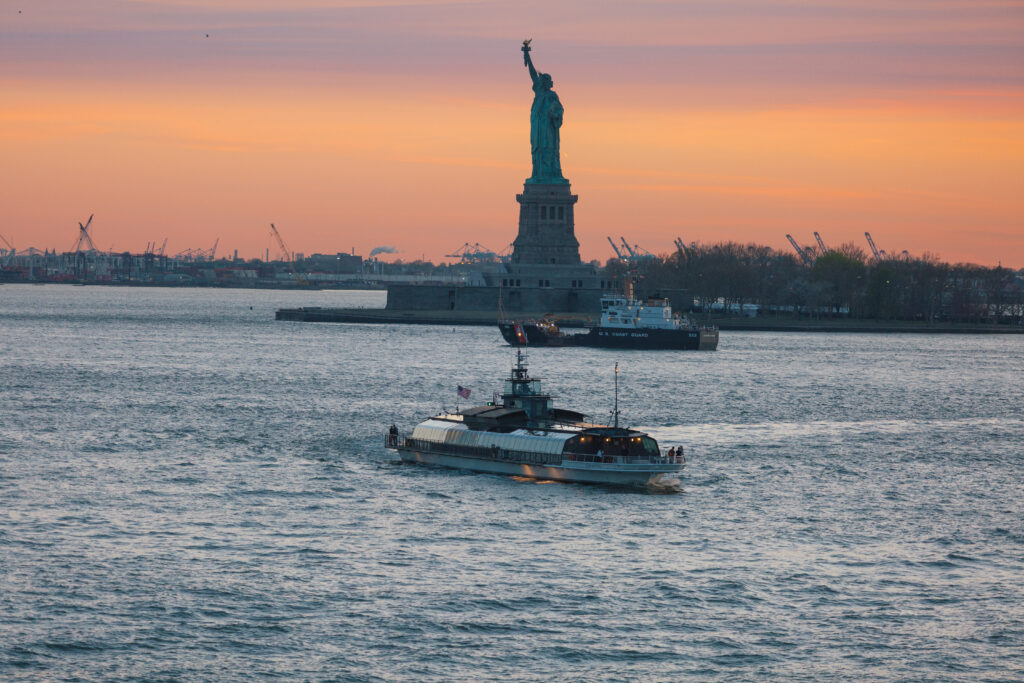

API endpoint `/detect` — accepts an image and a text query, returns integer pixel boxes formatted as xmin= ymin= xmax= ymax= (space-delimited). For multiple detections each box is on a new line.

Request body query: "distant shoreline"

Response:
xmin=0 ymin=280 xmax=386 ymax=291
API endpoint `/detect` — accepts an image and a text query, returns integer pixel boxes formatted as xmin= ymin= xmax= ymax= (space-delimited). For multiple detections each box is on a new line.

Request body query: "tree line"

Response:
xmin=610 ymin=242 xmax=1024 ymax=324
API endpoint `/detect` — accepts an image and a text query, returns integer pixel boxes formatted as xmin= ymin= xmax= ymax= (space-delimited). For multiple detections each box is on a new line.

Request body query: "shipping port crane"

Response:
xmin=446 ymin=242 xmax=500 ymax=264
xmin=673 ymin=237 xmax=689 ymax=259
xmin=814 ymin=231 xmax=828 ymax=256
xmin=864 ymin=231 xmax=880 ymax=260
xmin=269 ymin=223 xmax=307 ymax=286
xmin=619 ymin=236 xmax=655 ymax=262
xmin=607 ymin=236 xmax=626 ymax=260
xmin=785 ymin=234 xmax=814 ymax=266
xmin=619 ymin=237 xmax=637 ymax=260
xmin=0 ymin=233 xmax=15 ymax=266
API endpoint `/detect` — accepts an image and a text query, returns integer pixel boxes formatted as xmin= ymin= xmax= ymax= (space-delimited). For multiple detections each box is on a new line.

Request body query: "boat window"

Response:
xmin=563 ymin=435 xmax=657 ymax=456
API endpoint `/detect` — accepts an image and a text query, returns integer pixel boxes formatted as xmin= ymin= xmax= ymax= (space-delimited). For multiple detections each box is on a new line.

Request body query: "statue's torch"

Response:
xmin=522 ymin=38 xmax=532 ymax=65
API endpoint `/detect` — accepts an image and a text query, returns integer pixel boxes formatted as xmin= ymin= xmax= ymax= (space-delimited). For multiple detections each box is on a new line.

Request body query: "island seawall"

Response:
xmin=274 ymin=306 xmax=1024 ymax=334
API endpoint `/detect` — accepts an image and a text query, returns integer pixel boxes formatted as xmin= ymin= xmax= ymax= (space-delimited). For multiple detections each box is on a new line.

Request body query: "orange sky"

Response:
xmin=2 ymin=1 xmax=1023 ymax=266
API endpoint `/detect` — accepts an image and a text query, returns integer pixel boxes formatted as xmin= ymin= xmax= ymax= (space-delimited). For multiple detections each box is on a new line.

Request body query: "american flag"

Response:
xmin=457 ymin=385 xmax=471 ymax=399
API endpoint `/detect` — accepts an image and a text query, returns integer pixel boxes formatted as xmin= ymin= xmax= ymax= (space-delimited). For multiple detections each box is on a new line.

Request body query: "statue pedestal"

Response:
xmin=511 ymin=183 xmax=580 ymax=265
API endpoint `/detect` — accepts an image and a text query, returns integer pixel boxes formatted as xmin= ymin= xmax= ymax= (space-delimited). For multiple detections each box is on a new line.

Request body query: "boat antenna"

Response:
xmin=516 ymin=346 xmax=528 ymax=372
xmin=613 ymin=362 xmax=620 ymax=428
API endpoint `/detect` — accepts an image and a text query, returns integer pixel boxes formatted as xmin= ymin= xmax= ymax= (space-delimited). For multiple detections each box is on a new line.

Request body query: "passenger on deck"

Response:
xmin=667 ymin=446 xmax=675 ymax=460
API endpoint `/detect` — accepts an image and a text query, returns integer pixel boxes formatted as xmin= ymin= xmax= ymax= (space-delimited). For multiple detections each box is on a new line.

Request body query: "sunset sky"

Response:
xmin=2 ymin=0 xmax=1023 ymax=266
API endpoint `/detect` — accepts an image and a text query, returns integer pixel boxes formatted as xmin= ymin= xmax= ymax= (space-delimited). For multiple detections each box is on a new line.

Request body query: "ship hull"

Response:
xmin=498 ymin=321 xmax=572 ymax=346
xmin=499 ymin=322 xmax=718 ymax=350
xmin=396 ymin=446 xmax=681 ymax=487
xmin=573 ymin=326 xmax=718 ymax=350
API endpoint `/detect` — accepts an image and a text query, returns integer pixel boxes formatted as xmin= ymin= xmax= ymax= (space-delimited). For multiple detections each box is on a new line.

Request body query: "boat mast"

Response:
xmin=613 ymin=362 xmax=619 ymax=428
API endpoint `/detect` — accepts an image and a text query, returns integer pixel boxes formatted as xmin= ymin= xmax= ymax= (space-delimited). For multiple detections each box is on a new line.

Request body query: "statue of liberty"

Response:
xmin=522 ymin=40 xmax=567 ymax=184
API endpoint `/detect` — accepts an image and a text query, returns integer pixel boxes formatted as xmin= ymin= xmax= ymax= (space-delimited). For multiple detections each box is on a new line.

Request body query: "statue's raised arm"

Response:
xmin=522 ymin=39 xmax=538 ymax=85
xmin=519 ymin=40 xmax=567 ymax=184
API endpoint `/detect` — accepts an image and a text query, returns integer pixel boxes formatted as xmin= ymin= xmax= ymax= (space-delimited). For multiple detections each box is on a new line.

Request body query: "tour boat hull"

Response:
xmin=397 ymin=445 xmax=682 ymax=487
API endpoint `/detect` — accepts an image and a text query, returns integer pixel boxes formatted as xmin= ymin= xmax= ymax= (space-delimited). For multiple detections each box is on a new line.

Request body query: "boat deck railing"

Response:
xmin=563 ymin=452 xmax=685 ymax=465
xmin=386 ymin=434 xmax=561 ymax=464
xmin=385 ymin=433 xmax=684 ymax=466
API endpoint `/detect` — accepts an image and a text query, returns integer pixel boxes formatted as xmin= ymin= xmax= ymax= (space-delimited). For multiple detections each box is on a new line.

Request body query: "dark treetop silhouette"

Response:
xmin=522 ymin=40 xmax=567 ymax=184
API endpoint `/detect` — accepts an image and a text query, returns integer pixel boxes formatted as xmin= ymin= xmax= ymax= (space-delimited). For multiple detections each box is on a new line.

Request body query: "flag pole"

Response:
xmin=614 ymin=362 xmax=619 ymax=428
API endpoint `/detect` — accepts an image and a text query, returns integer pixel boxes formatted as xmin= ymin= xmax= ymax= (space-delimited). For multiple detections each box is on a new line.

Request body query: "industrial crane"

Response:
xmin=446 ymin=242 xmax=499 ymax=264
xmin=607 ymin=236 xmax=625 ymax=260
xmin=270 ymin=223 xmax=293 ymax=261
xmin=814 ymin=231 xmax=828 ymax=256
xmin=71 ymin=214 xmax=96 ymax=253
xmin=620 ymin=236 xmax=655 ymax=261
xmin=607 ymin=235 xmax=655 ymax=267
xmin=673 ymin=237 xmax=689 ymax=259
xmin=785 ymin=234 xmax=814 ymax=266
xmin=0 ymin=233 xmax=14 ymax=265
xmin=864 ymin=232 xmax=882 ymax=262
xmin=269 ymin=223 xmax=307 ymax=286
xmin=619 ymin=237 xmax=637 ymax=260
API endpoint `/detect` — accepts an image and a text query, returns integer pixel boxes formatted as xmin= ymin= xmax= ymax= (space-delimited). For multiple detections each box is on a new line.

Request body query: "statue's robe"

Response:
xmin=529 ymin=85 xmax=565 ymax=184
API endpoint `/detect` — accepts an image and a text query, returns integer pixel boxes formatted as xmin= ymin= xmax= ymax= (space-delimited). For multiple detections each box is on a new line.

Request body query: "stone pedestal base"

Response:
xmin=512 ymin=183 xmax=580 ymax=265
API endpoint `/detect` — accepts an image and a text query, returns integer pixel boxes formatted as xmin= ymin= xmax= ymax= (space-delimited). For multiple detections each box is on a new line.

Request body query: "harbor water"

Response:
xmin=1 ymin=285 xmax=1022 ymax=680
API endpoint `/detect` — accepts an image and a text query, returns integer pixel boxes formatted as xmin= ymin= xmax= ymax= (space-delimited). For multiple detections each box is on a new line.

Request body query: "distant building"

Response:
xmin=301 ymin=252 xmax=363 ymax=274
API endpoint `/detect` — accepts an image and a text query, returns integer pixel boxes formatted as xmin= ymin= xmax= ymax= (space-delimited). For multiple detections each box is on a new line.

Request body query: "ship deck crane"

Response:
xmin=786 ymin=234 xmax=814 ymax=266
xmin=270 ymin=223 xmax=307 ymax=286
xmin=864 ymin=232 xmax=882 ymax=261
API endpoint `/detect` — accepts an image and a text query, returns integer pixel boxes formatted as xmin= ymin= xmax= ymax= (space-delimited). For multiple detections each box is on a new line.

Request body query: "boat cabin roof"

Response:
xmin=444 ymin=404 xmax=587 ymax=432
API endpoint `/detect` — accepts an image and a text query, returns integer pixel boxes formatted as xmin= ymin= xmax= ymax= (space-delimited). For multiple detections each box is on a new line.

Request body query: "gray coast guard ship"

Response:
xmin=385 ymin=351 xmax=684 ymax=487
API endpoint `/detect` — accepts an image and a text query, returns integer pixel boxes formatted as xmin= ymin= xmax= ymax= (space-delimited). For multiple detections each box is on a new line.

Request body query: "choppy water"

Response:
xmin=1 ymin=285 xmax=1022 ymax=681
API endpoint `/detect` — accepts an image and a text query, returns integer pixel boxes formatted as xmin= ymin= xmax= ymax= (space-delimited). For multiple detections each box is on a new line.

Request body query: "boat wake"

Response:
xmin=647 ymin=473 xmax=683 ymax=493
